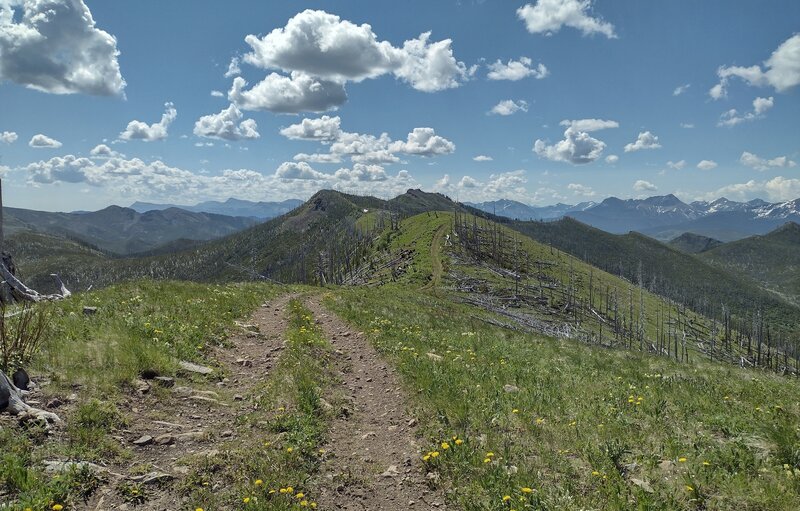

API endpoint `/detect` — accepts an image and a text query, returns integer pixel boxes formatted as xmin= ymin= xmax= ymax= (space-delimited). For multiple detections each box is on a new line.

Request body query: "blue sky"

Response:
xmin=0 ymin=0 xmax=798 ymax=211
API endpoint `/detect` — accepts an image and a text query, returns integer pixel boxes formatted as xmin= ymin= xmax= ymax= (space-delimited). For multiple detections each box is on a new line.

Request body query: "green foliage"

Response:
xmin=329 ymin=287 xmax=800 ymax=510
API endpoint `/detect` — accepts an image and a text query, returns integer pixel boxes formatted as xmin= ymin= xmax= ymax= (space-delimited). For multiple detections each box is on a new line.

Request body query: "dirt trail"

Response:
xmin=84 ymin=293 xmax=295 ymax=510
xmin=306 ymin=297 xmax=448 ymax=511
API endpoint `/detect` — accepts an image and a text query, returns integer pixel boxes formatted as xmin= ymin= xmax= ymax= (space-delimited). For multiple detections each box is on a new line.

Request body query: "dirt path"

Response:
xmin=306 ymin=297 xmax=448 ymax=511
xmin=84 ymin=293 xmax=295 ymax=510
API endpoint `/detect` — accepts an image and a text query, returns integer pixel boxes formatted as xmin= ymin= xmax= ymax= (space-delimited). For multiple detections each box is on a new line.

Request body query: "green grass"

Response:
xmin=328 ymin=286 xmax=800 ymax=510
xmin=180 ymin=297 xmax=336 ymax=510
xmin=0 ymin=280 xmax=280 ymax=509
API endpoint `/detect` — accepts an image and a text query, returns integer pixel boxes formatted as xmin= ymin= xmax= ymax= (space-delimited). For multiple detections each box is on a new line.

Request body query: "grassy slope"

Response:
xmin=507 ymin=217 xmax=800 ymax=334
xmin=329 ymin=286 xmax=800 ymax=510
xmin=668 ymin=233 xmax=724 ymax=254
xmin=700 ymin=223 xmax=800 ymax=305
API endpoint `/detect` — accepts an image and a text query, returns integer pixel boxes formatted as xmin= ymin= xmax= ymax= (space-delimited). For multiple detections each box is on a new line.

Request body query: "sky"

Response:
xmin=0 ymin=0 xmax=798 ymax=212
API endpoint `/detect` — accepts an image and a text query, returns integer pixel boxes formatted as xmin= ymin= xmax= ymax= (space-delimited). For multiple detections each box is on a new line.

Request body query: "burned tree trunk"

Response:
xmin=0 ymin=369 xmax=60 ymax=423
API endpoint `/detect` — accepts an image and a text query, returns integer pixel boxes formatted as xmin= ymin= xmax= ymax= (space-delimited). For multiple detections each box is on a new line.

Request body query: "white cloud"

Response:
xmin=18 ymin=152 xmax=419 ymax=202
xmin=680 ymin=123 xmax=694 ymax=129
xmin=667 ymin=160 xmax=686 ymax=170
xmin=568 ymin=183 xmax=596 ymax=197
xmin=193 ymin=103 xmax=260 ymax=141
xmin=633 ymin=179 xmax=657 ymax=192
xmin=517 ymin=0 xmax=616 ymax=38
xmin=459 ymin=175 xmax=480 ymax=188
xmin=739 ymin=151 xmax=796 ymax=172
xmin=233 ymin=10 xmax=470 ymax=113
xmin=89 ymin=144 xmax=122 ymax=158
xmin=350 ymin=150 xmax=400 ymax=164
xmin=280 ymin=115 xmax=342 ymax=141
xmin=394 ymin=31 xmax=473 ymax=92
xmin=717 ymin=96 xmax=774 ymax=127
xmin=673 ymin=83 xmax=690 ymax=96
xmin=293 ymin=152 xmax=342 ymax=164
xmin=224 ymin=56 xmax=241 ymax=78
xmin=0 ymin=0 xmax=125 ymax=96
xmin=389 ymin=127 xmax=455 ymax=156
xmin=0 ymin=130 xmax=17 ymax=144
xmin=487 ymin=57 xmax=548 ymax=81
xmin=275 ymin=161 xmax=330 ymax=180
xmin=29 ymin=133 xmax=62 ymax=148
xmin=560 ymin=118 xmax=619 ymax=132
xmin=697 ymin=159 xmax=717 ymax=170
xmin=534 ymin=127 xmax=606 ymax=164
xmin=119 ymin=102 xmax=177 ymax=141
xmin=624 ymin=131 xmax=661 ymax=152
xmin=710 ymin=34 xmax=800 ymax=98
xmin=210 ymin=90 xmax=224 ymax=97
xmin=473 ymin=155 xmax=493 ymax=161
xmin=605 ymin=154 xmax=619 ymax=164
xmin=489 ymin=99 xmax=529 ymax=116
xmin=228 ymin=74 xmax=347 ymax=114
xmin=0 ymin=165 xmax=9 ymax=177
xmin=704 ymin=176 xmax=800 ymax=203
xmin=330 ymin=131 xmax=392 ymax=158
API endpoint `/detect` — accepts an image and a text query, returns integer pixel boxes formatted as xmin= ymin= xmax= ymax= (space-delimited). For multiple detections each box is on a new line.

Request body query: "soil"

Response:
xmin=306 ymin=297 xmax=448 ymax=510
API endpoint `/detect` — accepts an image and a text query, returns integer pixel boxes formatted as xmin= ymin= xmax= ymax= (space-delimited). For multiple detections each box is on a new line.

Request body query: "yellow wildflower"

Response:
xmin=502 ymin=495 xmax=511 ymax=502
xmin=483 ymin=458 xmax=492 ymax=463
xmin=53 ymin=506 xmax=64 ymax=511
xmin=512 ymin=409 xmax=519 ymax=414
xmin=678 ymin=457 xmax=687 ymax=463
xmin=243 ymin=497 xmax=251 ymax=503
xmin=455 ymin=439 xmax=464 ymax=446
xmin=441 ymin=442 xmax=450 ymax=450
xmin=431 ymin=451 xmax=440 ymax=458
xmin=521 ymin=487 xmax=534 ymax=493
xmin=685 ymin=485 xmax=694 ymax=492
xmin=287 ymin=447 xmax=294 ymax=453
xmin=254 ymin=479 xmax=263 ymax=486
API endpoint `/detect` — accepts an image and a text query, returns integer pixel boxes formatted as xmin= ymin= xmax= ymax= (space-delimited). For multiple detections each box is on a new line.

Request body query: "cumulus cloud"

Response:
xmin=210 ymin=90 xmax=224 ymax=98
xmin=624 ymin=131 xmax=661 ymax=152
xmin=224 ymin=56 xmax=241 ymax=78
xmin=560 ymin=118 xmax=618 ymax=132
xmin=29 ymin=133 xmax=62 ymax=148
xmin=473 ymin=155 xmax=493 ymax=161
xmin=389 ymin=127 xmax=455 ymax=156
xmin=667 ymin=160 xmax=686 ymax=170
xmin=228 ymin=74 xmax=347 ymax=114
xmin=292 ymin=152 xmax=342 ymax=164
xmin=0 ymin=0 xmax=125 ymax=96
xmin=280 ymin=115 xmax=342 ymax=141
xmin=697 ymin=159 xmax=717 ymax=170
xmin=488 ymin=99 xmax=528 ymax=116
xmin=459 ymin=175 xmax=480 ymax=188
xmin=739 ymin=151 xmax=796 ymax=172
xmin=605 ymin=154 xmax=618 ymax=164
xmin=193 ymin=103 xmax=260 ymax=141
xmin=710 ymin=34 xmax=800 ymax=99
xmin=232 ymin=10 xmax=471 ymax=113
xmin=717 ymin=96 xmax=774 ymax=127
xmin=517 ymin=0 xmax=616 ymax=38
xmin=534 ymin=127 xmax=606 ymax=164
xmin=633 ymin=179 xmax=657 ymax=192
xmin=487 ymin=57 xmax=548 ymax=81
xmin=89 ymin=144 xmax=122 ymax=158
xmin=19 ymin=151 xmax=419 ymax=202
xmin=568 ymin=183 xmax=596 ymax=197
xmin=704 ymin=176 xmax=800 ymax=203
xmin=119 ymin=102 xmax=177 ymax=142
xmin=1 ymin=130 xmax=17 ymax=144
xmin=673 ymin=83 xmax=690 ymax=96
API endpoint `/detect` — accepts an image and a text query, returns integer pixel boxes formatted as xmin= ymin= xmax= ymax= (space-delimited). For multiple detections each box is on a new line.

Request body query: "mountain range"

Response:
xmin=129 ymin=198 xmax=303 ymax=219
xmin=469 ymin=194 xmax=800 ymax=241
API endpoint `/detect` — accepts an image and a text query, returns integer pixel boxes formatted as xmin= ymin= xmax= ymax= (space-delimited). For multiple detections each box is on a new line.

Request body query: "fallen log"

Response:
xmin=0 ymin=369 xmax=61 ymax=424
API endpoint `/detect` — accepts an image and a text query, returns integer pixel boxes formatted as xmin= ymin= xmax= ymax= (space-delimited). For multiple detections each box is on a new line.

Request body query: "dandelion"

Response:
xmin=280 ymin=488 xmax=288 ymax=494
xmin=483 ymin=458 xmax=492 ymax=463
xmin=286 ymin=486 xmax=294 ymax=493
xmin=311 ymin=504 xmax=318 ymax=509
xmin=486 ymin=452 xmax=495 ymax=458
xmin=678 ymin=457 xmax=687 ymax=463
xmin=685 ymin=485 xmax=694 ymax=492
xmin=521 ymin=487 xmax=534 ymax=493
xmin=502 ymin=495 xmax=511 ymax=502
xmin=591 ymin=471 xmax=600 ymax=476
xmin=243 ymin=497 xmax=251 ymax=503
xmin=431 ymin=451 xmax=440 ymax=458
xmin=53 ymin=506 xmax=64 ymax=511
xmin=455 ymin=439 xmax=464 ymax=446
xmin=296 ymin=492 xmax=305 ymax=499
xmin=441 ymin=442 xmax=450 ymax=450
xmin=255 ymin=479 xmax=263 ymax=486
xmin=287 ymin=447 xmax=294 ymax=453
xmin=512 ymin=409 xmax=519 ymax=414
xmin=423 ymin=455 xmax=431 ymax=461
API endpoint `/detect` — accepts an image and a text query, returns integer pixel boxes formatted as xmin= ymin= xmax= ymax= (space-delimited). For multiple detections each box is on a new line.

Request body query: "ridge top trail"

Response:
xmin=305 ymin=296 xmax=449 ymax=511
